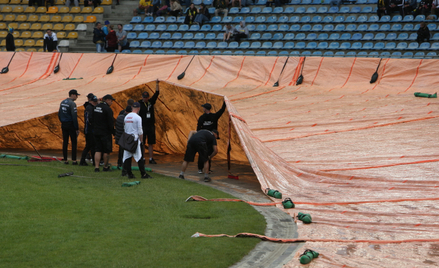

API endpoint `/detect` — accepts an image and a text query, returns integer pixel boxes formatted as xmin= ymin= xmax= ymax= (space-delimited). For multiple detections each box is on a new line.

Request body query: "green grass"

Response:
xmin=0 ymin=158 xmax=265 ymax=268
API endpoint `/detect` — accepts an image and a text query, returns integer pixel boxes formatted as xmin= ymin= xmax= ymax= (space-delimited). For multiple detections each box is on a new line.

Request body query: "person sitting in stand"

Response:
xmin=266 ymin=0 xmax=280 ymax=7
xmin=223 ymin=24 xmax=234 ymax=41
xmin=84 ymin=0 xmax=101 ymax=7
xmin=430 ymin=0 xmax=439 ymax=15
xmin=233 ymin=20 xmax=248 ymax=43
xmin=194 ymin=3 xmax=210 ymax=27
xmin=416 ymin=0 xmax=432 ymax=15
xmin=387 ymin=0 xmax=403 ymax=16
xmin=403 ymin=0 xmax=417 ymax=16
xmin=231 ymin=0 xmax=241 ymax=9
xmin=133 ymin=0 xmax=148 ymax=15
xmin=169 ymin=0 xmax=182 ymax=16
xmin=43 ymin=29 xmax=58 ymax=52
xmin=214 ymin=0 xmax=228 ymax=17
xmin=377 ymin=0 xmax=390 ymax=18
xmin=184 ymin=3 xmax=198 ymax=25
xmin=417 ymin=22 xmax=430 ymax=44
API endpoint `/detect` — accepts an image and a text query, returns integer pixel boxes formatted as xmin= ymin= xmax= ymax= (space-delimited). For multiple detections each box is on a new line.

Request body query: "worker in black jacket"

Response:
xmin=196 ymin=101 xmax=226 ymax=173
xmin=58 ymin=89 xmax=80 ymax=165
xmin=91 ymin=94 xmax=115 ymax=172
xmin=6 ymin=27 xmax=15 ymax=51
xmin=138 ymin=79 xmax=160 ymax=164
xmin=79 ymin=94 xmax=98 ymax=166
xmin=115 ymin=105 xmax=132 ymax=172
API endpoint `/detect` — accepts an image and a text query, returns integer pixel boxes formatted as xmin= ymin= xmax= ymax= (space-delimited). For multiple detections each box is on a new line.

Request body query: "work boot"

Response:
xmin=94 ymin=168 xmax=100 ymax=172
xmin=178 ymin=174 xmax=185 ymax=180
xmin=141 ymin=173 xmax=153 ymax=179
xmin=103 ymin=166 xmax=112 ymax=172
xmin=128 ymin=173 xmax=136 ymax=179
xmin=204 ymin=177 xmax=211 ymax=182
xmin=149 ymin=158 xmax=157 ymax=164
xmin=79 ymin=162 xmax=88 ymax=166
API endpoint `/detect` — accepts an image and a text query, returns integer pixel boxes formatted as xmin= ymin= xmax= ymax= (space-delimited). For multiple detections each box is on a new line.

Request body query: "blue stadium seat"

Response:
xmin=397 ymin=42 xmax=408 ymax=49
xmin=284 ymin=7 xmax=295 ymax=13
xmin=414 ymin=15 xmax=425 ymax=21
xmin=385 ymin=42 xmax=396 ymax=50
xmin=204 ymin=0 xmax=213 ymax=5
xmin=200 ymin=25 xmax=211 ymax=32
xmin=312 ymin=16 xmax=323 ymax=24
xmin=362 ymin=42 xmax=373 ymax=50
xmin=249 ymin=33 xmax=261 ymax=40
xmin=374 ymin=33 xmax=385 ymax=40
xmin=317 ymin=7 xmax=328 ymax=13
xmin=329 ymin=42 xmax=339 ymax=49
xmin=339 ymin=6 xmax=350 ymax=13
xmin=284 ymin=42 xmax=294 ymax=49
xmin=328 ymin=33 xmax=340 ymax=40
xmin=133 ymin=24 xmax=144 ymax=31
xmin=148 ymin=32 xmax=159 ymax=39
xmin=177 ymin=50 xmax=188 ymax=55
xmin=278 ymin=24 xmax=289 ymax=31
xmin=250 ymin=42 xmax=261 ymax=49
xmin=123 ymin=24 xmax=133 ymax=31
xmin=142 ymin=49 xmax=153 ymax=54
xmin=367 ymin=15 xmax=379 ymax=23
xmin=385 ymin=33 xmax=397 ymax=40
xmin=368 ymin=24 xmax=379 ymax=31
xmin=340 ymin=33 xmax=351 ymax=40
xmin=177 ymin=25 xmax=189 ymax=31
xmin=428 ymin=24 xmax=437 ymax=31
xmin=273 ymin=33 xmax=283 ymax=40
xmin=284 ymin=33 xmax=295 ymax=40
xmin=232 ymin=16 xmax=243 ymax=23
xmin=357 ymin=24 xmax=368 ymax=31
xmin=403 ymin=24 xmax=413 ymax=31
xmin=362 ymin=6 xmax=373 ymax=13
xmin=234 ymin=51 xmax=244 ymax=55
xmin=216 ymin=42 xmax=228 ymax=49
xmin=221 ymin=16 xmax=232 ymax=23
xmin=212 ymin=24 xmax=222 ymax=31
xmin=171 ymin=33 xmax=182 ymax=40
xmin=167 ymin=24 xmax=178 ymax=31
xmin=182 ymin=33 xmax=193 ymax=40
xmin=206 ymin=41 xmax=217 ymax=49
xmin=295 ymin=33 xmax=306 ymax=40
xmin=311 ymin=25 xmax=323 ymax=31
xmin=408 ymin=33 xmax=417 ymax=41
xmin=177 ymin=16 xmax=185 ymax=23
xmin=289 ymin=16 xmax=300 ymax=23
xmin=130 ymin=41 xmax=140 ymax=48
xmin=268 ymin=25 xmax=278 ymax=31
xmin=155 ymin=50 xmax=166 ymax=55
xmin=245 ymin=51 xmax=255 ymax=55
xmin=391 ymin=24 xmax=402 ymax=31
xmin=290 ymin=51 xmax=300 ymax=56
xmin=402 ymin=52 xmax=413 ymax=58
xmin=312 ymin=51 xmax=323 ymax=56
xmin=132 ymin=50 xmax=143 ymax=54
xmin=229 ymin=7 xmax=239 ymax=14
xmin=334 ymin=51 xmax=345 ymax=57
xmin=184 ymin=41 xmax=195 ymax=49
xmin=215 ymin=33 xmax=223 ymax=40
xmin=194 ymin=33 xmax=205 ymax=40
xmin=262 ymin=42 xmax=273 ymax=49
xmin=154 ymin=16 xmax=165 ymax=23
xmin=419 ymin=42 xmax=431 ymax=49
xmin=245 ymin=16 xmax=255 ymax=23
xmin=151 ymin=41 xmax=162 ymax=48
xmin=193 ymin=0 xmax=201 ymax=4
xmin=256 ymin=16 xmax=266 ymax=23
xmin=323 ymin=25 xmax=334 ymax=31
xmin=379 ymin=15 xmax=390 ymax=22
xmin=296 ymin=7 xmax=306 ymax=13
xmin=228 ymin=41 xmax=238 ymax=49
xmin=379 ymin=24 xmax=390 ymax=31
xmin=362 ymin=33 xmax=374 ymax=40
xmin=408 ymin=42 xmax=419 ymax=49
xmin=256 ymin=0 xmax=267 ymax=4
xmin=256 ymin=25 xmax=267 ymax=31
xmin=142 ymin=17 xmax=154 ymax=24
xmin=323 ymin=51 xmax=334 ymax=57
xmin=396 ymin=33 xmax=408 ymax=40
xmin=256 ymin=51 xmax=267 ymax=56
xmin=239 ymin=42 xmax=250 ymax=49
xmin=262 ymin=7 xmax=272 ymax=13
xmin=279 ymin=51 xmax=289 ymax=56
xmin=356 ymin=15 xmax=367 ymax=23
xmin=346 ymin=24 xmax=357 ymax=31
xmin=290 ymin=24 xmax=300 ymax=31
xmin=317 ymin=42 xmax=328 ymax=49
xmin=189 ymin=24 xmax=200 ymax=32
xmin=403 ymin=15 xmax=413 ymax=22
xmin=306 ymin=33 xmax=317 ymax=40
xmin=391 ymin=52 xmax=402 ymax=58
xmin=162 ymin=41 xmax=173 ymax=48
xmin=334 ymin=16 xmax=345 ymax=23
xmin=128 ymin=32 xmax=137 ymax=39
xmin=210 ymin=16 xmax=221 ymax=23
xmin=295 ymin=42 xmax=306 ymax=49
xmin=273 ymin=41 xmax=283 ymax=49
xmin=278 ymin=16 xmax=288 ymax=23
xmin=368 ymin=52 xmax=379 ymax=57
xmin=121 ymin=50 xmax=131 ymax=53
xmin=240 ymin=7 xmax=250 ymax=14
xmin=317 ymin=33 xmax=328 ymax=40
xmin=328 ymin=6 xmax=339 ymax=13
xmin=414 ymin=52 xmax=424 ymax=58
xmin=351 ymin=6 xmax=361 ymax=13
xmin=427 ymin=52 xmax=437 ymax=57
xmin=159 ymin=33 xmax=171 ymax=40
xmin=432 ymin=33 xmax=439 ymax=41
xmin=301 ymin=51 xmax=311 ymax=56
xmin=250 ymin=7 xmax=262 ymax=13
xmin=300 ymin=24 xmax=311 ymax=31
xmin=205 ymin=33 xmax=215 ymax=40
xmin=211 ymin=50 xmax=221 ymax=55
xmin=391 ymin=15 xmax=402 ymax=22
xmin=300 ymin=16 xmax=311 ymax=23
xmin=140 ymin=41 xmax=151 ymax=48
xmin=323 ymin=16 xmax=333 ymax=23
xmin=261 ymin=33 xmax=272 ymax=40
xmin=373 ymin=42 xmax=384 ymax=50
xmin=351 ymin=42 xmax=362 ymax=49
xmin=306 ymin=7 xmax=317 ymax=13
xmin=346 ymin=52 xmax=357 ymax=57
xmin=130 ymin=16 xmax=142 ymax=23
xmin=357 ymin=51 xmax=368 ymax=57
xmin=165 ymin=16 xmax=176 ymax=23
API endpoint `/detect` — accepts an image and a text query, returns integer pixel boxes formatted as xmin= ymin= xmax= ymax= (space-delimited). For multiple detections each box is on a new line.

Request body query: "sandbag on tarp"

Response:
xmin=414 ymin=92 xmax=437 ymax=98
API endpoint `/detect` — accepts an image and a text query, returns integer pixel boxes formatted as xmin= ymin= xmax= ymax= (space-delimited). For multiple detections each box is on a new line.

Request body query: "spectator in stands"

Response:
xmin=116 ymin=24 xmax=128 ymax=52
xmin=223 ymin=24 xmax=234 ymax=41
xmin=432 ymin=0 xmax=439 ymax=15
xmin=93 ymin=22 xmax=106 ymax=52
xmin=266 ymin=0 xmax=280 ymax=7
xmin=6 ymin=27 xmax=15 ymax=52
xmin=45 ymin=0 xmax=55 ymax=9
xmin=103 ymin=20 xmax=110 ymax=35
xmin=233 ymin=21 xmax=248 ymax=42
xmin=377 ymin=0 xmax=389 ymax=18
xmin=388 ymin=0 xmax=404 ymax=16
xmin=214 ymin=0 xmax=228 ymax=17
xmin=194 ymin=3 xmax=211 ymax=27
xmin=231 ymin=0 xmax=241 ymax=9
xmin=65 ymin=0 xmax=79 ymax=6
xmin=403 ymin=0 xmax=417 ymax=16
xmin=106 ymin=25 xmax=118 ymax=52
xmin=29 ymin=0 xmax=43 ymax=6
xmin=43 ymin=29 xmax=58 ymax=52
xmin=156 ymin=0 xmax=168 ymax=16
xmin=184 ymin=3 xmax=198 ymax=25
xmin=133 ymin=0 xmax=149 ymax=15
xmin=169 ymin=0 xmax=182 ymax=16
xmin=151 ymin=0 xmax=160 ymax=15
xmin=417 ymin=22 xmax=430 ymax=43
xmin=84 ymin=0 xmax=101 ymax=7
xmin=416 ymin=0 xmax=432 ymax=15
xmin=330 ymin=0 xmax=341 ymax=7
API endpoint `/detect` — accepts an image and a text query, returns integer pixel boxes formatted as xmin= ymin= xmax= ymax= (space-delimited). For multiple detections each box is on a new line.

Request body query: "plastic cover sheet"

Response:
xmin=0 ymin=53 xmax=438 ymax=267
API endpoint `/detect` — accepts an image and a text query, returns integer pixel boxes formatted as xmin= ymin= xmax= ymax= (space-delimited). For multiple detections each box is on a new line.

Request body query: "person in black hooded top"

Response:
xmin=6 ymin=27 xmax=15 ymax=51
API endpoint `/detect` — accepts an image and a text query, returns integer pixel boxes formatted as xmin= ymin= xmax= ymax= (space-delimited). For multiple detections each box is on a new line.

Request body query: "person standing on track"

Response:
xmin=58 ymin=89 xmax=80 ymax=165
xmin=139 ymin=79 xmax=160 ymax=164
xmin=122 ymin=102 xmax=153 ymax=179
xmin=179 ymin=129 xmax=219 ymax=182
xmin=196 ymin=101 xmax=226 ymax=174
xmin=91 ymin=94 xmax=115 ymax=172
xmin=79 ymin=93 xmax=98 ymax=166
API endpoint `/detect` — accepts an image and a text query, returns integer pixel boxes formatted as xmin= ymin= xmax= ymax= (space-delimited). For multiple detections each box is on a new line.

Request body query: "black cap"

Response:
xmin=201 ymin=103 xmax=212 ymax=110
xmin=91 ymin=95 xmax=98 ymax=102
xmin=103 ymin=94 xmax=115 ymax=101
xmin=86 ymin=93 xmax=94 ymax=99
xmin=132 ymin=102 xmax=140 ymax=108
xmin=212 ymin=129 xmax=219 ymax=139
xmin=125 ymin=105 xmax=132 ymax=113
xmin=142 ymin=91 xmax=149 ymax=98
xmin=69 ymin=89 xmax=80 ymax=96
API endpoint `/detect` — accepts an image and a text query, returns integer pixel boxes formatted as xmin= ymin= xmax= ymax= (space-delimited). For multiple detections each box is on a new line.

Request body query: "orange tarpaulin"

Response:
xmin=0 ymin=52 xmax=438 ymax=267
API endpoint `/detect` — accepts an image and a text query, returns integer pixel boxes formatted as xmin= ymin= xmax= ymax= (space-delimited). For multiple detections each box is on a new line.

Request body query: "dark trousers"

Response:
xmin=234 ymin=33 xmax=247 ymax=43
xmin=117 ymin=145 xmax=124 ymax=167
xmin=123 ymin=144 xmax=146 ymax=176
xmin=197 ymin=146 xmax=212 ymax=171
xmin=62 ymin=122 xmax=77 ymax=161
xmin=80 ymin=132 xmax=95 ymax=165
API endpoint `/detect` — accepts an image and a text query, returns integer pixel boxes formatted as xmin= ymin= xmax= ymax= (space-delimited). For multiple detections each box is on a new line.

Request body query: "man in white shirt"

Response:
xmin=122 ymin=102 xmax=153 ymax=179
xmin=43 ymin=29 xmax=58 ymax=52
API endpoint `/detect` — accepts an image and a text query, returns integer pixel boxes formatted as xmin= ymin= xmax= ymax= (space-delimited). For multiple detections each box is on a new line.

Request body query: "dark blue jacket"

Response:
xmin=58 ymin=98 xmax=78 ymax=130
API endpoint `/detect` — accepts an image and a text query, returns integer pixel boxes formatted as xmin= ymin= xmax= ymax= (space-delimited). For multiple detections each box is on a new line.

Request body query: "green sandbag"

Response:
xmin=111 ymin=166 xmax=152 ymax=172
xmin=299 ymin=249 xmax=319 ymax=264
xmin=2 ymin=154 xmax=28 ymax=160
xmin=414 ymin=92 xmax=437 ymax=98
xmin=266 ymin=188 xmax=282 ymax=199
xmin=122 ymin=181 xmax=141 ymax=187
xmin=297 ymin=212 xmax=312 ymax=224
xmin=282 ymin=198 xmax=295 ymax=209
